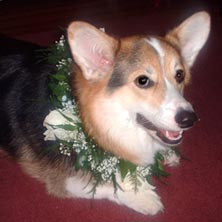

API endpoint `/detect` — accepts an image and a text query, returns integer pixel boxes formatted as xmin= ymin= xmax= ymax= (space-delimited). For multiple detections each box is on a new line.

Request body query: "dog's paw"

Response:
xmin=113 ymin=176 xmax=163 ymax=215
xmin=116 ymin=184 xmax=163 ymax=215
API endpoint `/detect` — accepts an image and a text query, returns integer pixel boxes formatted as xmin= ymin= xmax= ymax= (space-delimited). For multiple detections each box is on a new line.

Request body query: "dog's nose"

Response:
xmin=175 ymin=108 xmax=198 ymax=128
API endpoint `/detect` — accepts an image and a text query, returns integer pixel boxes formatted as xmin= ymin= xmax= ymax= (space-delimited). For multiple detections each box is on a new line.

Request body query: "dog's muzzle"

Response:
xmin=136 ymin=113 xmax=184 ymax=146
xmin=136 ymin=107 xmax=198 ymax=146
xmin=175 ymin=108 xmax=198 ymax=129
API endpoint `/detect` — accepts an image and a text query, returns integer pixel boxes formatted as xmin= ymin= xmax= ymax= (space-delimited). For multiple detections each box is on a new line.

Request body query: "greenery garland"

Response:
xmin=43 ymin=35 xmax=177 ymax=192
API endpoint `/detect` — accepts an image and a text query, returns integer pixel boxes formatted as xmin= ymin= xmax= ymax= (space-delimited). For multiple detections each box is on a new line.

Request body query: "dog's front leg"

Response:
xmin=112 ymin=176 xmax=164 ymax=215
xmin=65 ymin=172 xmax=163 ymax=215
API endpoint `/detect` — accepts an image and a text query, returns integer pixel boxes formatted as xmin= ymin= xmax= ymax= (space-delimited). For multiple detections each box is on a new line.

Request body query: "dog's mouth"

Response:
xmin=136 ymin=113 xmax=183 ymax=145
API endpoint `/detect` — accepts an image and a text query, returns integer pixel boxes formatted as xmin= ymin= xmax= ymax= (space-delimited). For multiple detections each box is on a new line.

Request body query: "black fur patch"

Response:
xmin=0 ymin=35 xmax=65 ymax=160
xmin=107 ymin=39 xmax=144 ymax=90
xmin=108 ymin=62 xmax=126 ymax=88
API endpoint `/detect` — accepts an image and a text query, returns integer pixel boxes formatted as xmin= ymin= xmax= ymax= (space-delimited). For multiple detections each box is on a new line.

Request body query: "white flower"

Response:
xmin=137 ymin=166 xmax=151 ymax=177
xmin=161 ymin=149 xmax=180 ymax=167
xmin=43 ymin=109 xmax=80 ymax=141
xmin=62 ymin=95 xmax=67 ymax=102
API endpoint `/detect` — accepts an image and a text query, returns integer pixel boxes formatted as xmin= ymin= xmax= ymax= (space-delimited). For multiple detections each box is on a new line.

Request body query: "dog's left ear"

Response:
xmin=67 ymin=21 xmax=118 ymax=81
xmin=166 ymin=11 xmax=210 ymax=67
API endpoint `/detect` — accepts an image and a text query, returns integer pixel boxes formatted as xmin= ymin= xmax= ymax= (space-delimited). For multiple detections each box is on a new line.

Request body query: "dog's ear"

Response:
xmin=166 ymin=11 xmax=210 ymax=67
xmin=67 ymin=22 xmax=118 ymax=81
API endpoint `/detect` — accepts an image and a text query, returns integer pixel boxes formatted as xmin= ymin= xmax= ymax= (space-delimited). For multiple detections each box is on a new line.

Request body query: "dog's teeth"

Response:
xmin=165 ymin=130 xmax=183 ymax=140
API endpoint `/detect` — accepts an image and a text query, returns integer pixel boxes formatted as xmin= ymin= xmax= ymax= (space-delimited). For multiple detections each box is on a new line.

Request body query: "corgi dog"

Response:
xmin=0 ymin=11 xmax=210 ymax=215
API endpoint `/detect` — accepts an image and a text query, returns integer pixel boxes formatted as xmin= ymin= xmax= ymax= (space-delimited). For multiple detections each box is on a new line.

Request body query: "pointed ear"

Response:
xmin=67 ymin=21 xmax=118 ymax=81
xmin=166 ymin=11 xmax=210 ymax=67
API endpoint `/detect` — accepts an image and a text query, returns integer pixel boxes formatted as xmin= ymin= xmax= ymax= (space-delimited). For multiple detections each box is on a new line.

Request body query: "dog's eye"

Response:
xmin=175 ymin=69 xmax=185 ymax=83
xmin=135 ymin=75 xmax=153 ymax=89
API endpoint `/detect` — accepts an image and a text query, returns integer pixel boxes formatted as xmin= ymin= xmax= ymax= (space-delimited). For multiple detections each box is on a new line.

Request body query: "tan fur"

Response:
xmin=18 ymin=146 xmax=75 ymax=198
xmin=73 ymin=66 xmax=141 ymax=163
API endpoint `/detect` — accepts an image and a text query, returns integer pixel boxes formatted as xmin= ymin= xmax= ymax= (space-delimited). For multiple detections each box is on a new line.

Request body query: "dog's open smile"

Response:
xmin=136 ymin=113 xmax=183 ymax=145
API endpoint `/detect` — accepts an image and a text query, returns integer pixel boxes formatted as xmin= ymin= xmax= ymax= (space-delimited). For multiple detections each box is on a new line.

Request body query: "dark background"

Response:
xmin=0 ymin=0 xmax=220 ymax=38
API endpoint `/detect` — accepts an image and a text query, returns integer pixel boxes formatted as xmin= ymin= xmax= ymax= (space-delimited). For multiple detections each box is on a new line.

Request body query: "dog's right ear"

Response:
xmin=67 ymin=22 xmax=118 ymax=81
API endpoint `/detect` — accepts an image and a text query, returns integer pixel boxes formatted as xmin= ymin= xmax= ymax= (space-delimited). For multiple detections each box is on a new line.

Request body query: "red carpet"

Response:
xmin=1 ymin=1 xmax=222 ymax=222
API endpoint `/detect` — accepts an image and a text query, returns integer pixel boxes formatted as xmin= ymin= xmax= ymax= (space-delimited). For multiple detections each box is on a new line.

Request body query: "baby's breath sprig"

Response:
xmin=43 ymin=36 xmax=177 ymax=193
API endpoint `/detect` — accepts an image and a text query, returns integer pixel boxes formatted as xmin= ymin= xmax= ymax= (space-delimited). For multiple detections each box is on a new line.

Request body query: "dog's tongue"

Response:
xmin=160 ymin=129 xmax=181 ymax=140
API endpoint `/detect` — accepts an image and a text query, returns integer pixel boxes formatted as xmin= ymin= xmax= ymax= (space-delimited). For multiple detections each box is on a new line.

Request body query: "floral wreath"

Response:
xmin=43 ymin=35 xmax=179 ymax=193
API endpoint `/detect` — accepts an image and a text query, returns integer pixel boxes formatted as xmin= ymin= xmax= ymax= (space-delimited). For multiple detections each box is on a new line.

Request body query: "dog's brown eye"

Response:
xmin=135 ymin=75 xmax=153 ymax=89
xmin=175 ymin=69 xmax=185 ymax=83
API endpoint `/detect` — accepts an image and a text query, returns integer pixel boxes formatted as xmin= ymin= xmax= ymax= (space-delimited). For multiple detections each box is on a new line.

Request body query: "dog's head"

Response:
xmin=67 ymin=12 xmax=210 ymax=165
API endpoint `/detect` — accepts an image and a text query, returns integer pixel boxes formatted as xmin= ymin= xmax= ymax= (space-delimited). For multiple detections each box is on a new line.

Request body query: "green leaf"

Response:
xmin=119 ymin=159 xmax=137 ymax=180
xmin=51 ymin=74 xmax=68 ymax=81
xmin=111 ymin=173 xmax=123 ymax=193
xmin=128 ymin=172 xmax=141 ymax=192
xmin=52 ymin=124 xmax=77 ymax=131
xmin=57 ymin=110 xmax=76 ymax=123
xmin=75 ymin=154 xmax=87 ymax=170
xmin=155 ymin=152 xmax=164 ymax=161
